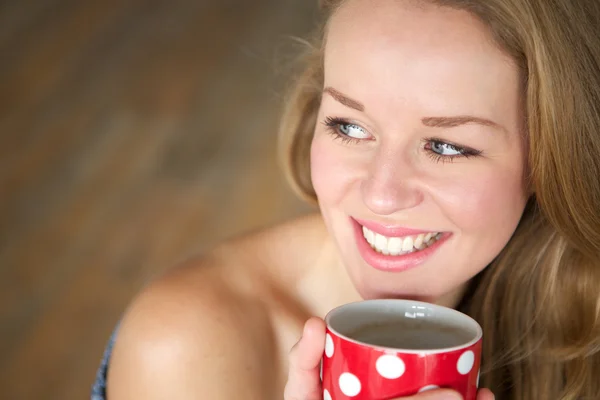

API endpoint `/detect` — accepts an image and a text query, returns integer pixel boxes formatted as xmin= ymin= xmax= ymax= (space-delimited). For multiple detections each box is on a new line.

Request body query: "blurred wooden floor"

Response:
xmin=0 ymin=1 xmax=317 ymax=399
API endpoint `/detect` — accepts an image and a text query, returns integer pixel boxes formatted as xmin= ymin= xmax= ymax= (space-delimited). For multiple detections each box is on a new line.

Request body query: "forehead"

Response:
xmin=324 ymin=0 xmax=520 ymax=116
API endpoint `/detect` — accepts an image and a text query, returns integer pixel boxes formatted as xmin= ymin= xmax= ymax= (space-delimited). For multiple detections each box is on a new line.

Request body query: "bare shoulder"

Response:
xmin=107 ymin=256 xmax=277 ymax=399
xmin=107 ymin=213 xmax=325 ymax=399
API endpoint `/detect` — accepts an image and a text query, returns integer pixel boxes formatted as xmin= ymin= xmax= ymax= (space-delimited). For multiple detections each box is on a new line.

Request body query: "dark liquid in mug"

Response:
xmin=346 ymin=319 xmax=473 ymax=350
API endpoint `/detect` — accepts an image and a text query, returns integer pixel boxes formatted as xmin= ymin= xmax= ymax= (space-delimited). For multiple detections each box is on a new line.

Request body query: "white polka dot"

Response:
xmin=418 ymin=385 xmax=440 ymax=392
xmin=339 ymin=372 xmax=362 ymax=397
xmin=457 ymin=350 xmax=475 ymax=375
xmin=477 ymin=369 xmax=480 ymax=387
xmin=323 ymin=388 xmax=332 ymax=400
xmin=325 ymin=334 xmax=334 ymax=358
xmin=375 ymin=354 xmax=405 ymax=379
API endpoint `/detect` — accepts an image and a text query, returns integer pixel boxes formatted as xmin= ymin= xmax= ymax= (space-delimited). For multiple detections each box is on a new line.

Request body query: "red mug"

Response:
xmin=322 ymin=300 xmax=482 ymax=400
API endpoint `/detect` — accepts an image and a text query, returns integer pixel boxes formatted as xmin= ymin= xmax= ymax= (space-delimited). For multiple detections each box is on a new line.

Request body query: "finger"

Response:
xmin=284 ymin=317 xmax=327 ymax=400
xmin=476 ymin=388 xmax=495 ymax=400
xmin=393 ymin=388 xmax=463 ymax=399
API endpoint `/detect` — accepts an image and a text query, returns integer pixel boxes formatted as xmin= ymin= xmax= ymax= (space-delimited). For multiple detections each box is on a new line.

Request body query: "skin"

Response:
xmin=312 ymin=0 xmax=528 ymax=304
xmin=107 ymin=0 xmax=526 ymax=398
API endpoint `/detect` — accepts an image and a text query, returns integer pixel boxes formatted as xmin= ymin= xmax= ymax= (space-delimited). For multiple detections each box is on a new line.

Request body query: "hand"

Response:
xmin=283 ymin=317 xmax=495 ymax=400
xmin=284 ymin=317 xmax=326 ymax=400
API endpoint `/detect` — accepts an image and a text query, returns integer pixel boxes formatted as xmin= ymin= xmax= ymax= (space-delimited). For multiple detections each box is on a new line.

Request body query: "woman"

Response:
xmin=99 ymin=0 xmax=600 ymax=399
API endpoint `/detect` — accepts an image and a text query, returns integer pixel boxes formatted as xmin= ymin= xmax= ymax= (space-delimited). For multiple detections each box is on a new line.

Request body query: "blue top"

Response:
xmin=91 ymin=325 xmax=119 ymax=400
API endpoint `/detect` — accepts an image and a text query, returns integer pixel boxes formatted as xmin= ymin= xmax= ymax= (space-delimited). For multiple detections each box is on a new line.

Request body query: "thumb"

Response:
xmin=476 ymin=388 xmax=495 ymax=400
xmin=284 ymin=317 xmax=327 ymax=400
xmin=397 ymin=388 xmax=463 ymax=400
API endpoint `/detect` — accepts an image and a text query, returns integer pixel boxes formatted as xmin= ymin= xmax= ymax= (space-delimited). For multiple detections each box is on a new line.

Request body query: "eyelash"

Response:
xmin=323 ymin=116 xmax=365 ymax=145
xmin=322 ymin=116 xmax=482 ymax=163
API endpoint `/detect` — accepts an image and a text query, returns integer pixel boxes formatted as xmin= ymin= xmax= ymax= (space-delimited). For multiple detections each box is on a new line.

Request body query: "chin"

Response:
xmin=355 ymin=285 xmax=439 ymax=302
xmin=348 ymin=262 xmax=466 ymax=306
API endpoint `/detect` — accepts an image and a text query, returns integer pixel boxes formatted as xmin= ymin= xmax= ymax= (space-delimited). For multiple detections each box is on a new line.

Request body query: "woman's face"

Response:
xmin=311 ymin=0 xmax=529 ymax=303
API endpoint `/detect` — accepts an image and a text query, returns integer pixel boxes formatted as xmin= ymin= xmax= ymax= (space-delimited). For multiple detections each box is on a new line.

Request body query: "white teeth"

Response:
xmin=387 ymin=237 xmax=403 ymax=253
xmin=362 ymin=226 xmax=441 ymax=255
xmin=363 ymin=226 xmax=375 ymax=245
xmin=414 ymin=234 xmax=424 ymax=250
xmin=401 ymin=236 xmax=414 ymax=252
xmin=375 ymin=233 xmax=387 ymax=250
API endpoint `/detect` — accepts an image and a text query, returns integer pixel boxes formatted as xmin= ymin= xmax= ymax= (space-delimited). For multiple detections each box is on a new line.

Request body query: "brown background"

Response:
xmin=0 ymin=1 xmax=318 ymax=399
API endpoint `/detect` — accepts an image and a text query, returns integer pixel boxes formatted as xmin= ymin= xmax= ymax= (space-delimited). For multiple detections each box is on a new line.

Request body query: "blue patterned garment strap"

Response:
xmin=91 ymin=323 xmax=120 ymax=400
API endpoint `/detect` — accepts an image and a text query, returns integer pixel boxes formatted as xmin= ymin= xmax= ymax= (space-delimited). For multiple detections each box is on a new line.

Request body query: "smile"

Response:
xmin=362 ymin=226 xmax=443 ymax=256
xmin=351 ymin=218 xmax=449 ymax=272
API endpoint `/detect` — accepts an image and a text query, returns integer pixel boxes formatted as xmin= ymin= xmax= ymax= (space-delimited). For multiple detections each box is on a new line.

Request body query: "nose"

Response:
xmin=360 ymin=149 xmax=425 ymax=216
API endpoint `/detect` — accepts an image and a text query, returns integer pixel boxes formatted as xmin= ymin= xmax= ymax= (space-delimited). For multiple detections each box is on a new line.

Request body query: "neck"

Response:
xmin=299 ymin=235 xmax=363 ymax=319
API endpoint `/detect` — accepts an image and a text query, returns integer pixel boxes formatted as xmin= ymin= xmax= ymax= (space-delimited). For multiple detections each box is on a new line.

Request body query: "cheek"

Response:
xmin=310 ymin=135 xmax=359 ymax=204
xmin=435 ymin=166 xmax=527 ymax=235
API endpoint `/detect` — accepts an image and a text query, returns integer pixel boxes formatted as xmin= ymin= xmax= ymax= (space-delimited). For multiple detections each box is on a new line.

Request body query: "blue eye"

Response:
xmin=430 ymin=140 xmax=464 ymax=156
xmin=338 ymin=123 xmax=369 ymax=139
xmin=323 ymin=116 xmax=371 ymax=144
xmin=423 ymin=138 xmax=482 ymax=163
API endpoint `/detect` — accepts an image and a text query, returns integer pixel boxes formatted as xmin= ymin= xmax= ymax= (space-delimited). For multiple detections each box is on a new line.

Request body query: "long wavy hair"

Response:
xmin=278 ymin=0 xmax=600 ymax=398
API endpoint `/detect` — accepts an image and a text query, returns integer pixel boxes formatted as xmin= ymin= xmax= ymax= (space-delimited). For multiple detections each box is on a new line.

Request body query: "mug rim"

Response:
xmin=324 ymin=299 xmax=483 ymax=354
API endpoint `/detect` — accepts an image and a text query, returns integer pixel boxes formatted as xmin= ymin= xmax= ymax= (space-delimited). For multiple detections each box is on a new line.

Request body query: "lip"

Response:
xmin=354 ymin=218 xmax=438 ymax=237
xmin=351 ymin=217 xmax=450 ymax=272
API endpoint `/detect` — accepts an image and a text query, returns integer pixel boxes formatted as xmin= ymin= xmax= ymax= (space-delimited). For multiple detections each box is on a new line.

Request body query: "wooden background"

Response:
xmin=0 ymin=1 xmax=318 ymax=399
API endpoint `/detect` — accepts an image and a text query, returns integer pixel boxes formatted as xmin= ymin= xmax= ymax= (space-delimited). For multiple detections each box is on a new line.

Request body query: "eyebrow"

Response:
xmin=323 ymin=87 xmax=365 ymax=111
xmin=323 ymin=86 xmax=506 ymax=133
xmin=421 ymin=116 xmax=504 ymax=132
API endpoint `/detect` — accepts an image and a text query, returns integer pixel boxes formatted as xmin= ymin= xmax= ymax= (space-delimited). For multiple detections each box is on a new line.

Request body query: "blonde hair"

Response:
xmin=278 ymin=0 xmax=600 ymax=398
